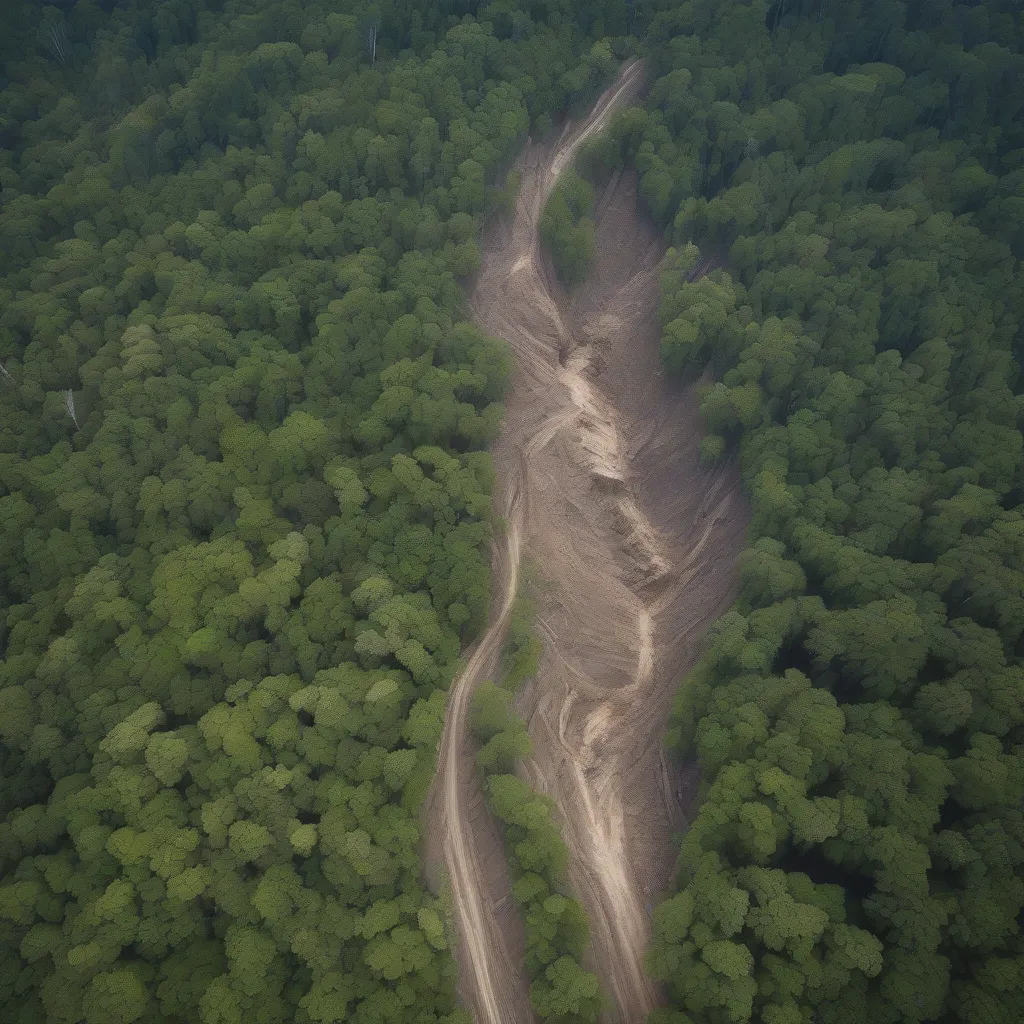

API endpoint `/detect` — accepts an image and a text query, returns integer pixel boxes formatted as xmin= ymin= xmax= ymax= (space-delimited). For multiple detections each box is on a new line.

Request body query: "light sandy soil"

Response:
xmin=424 ymin=62 xmax=748 ymax=1024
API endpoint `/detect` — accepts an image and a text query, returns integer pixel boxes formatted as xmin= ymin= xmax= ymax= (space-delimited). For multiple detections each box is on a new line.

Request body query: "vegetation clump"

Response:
xmin=540 ymin=169 xmax=597 ymax=287
xmin=469 ymin=593 xmax=602 ymax=1023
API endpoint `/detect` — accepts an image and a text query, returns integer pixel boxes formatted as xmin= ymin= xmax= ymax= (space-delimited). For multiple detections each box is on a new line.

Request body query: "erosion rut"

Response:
xmin=426 ymin=62 xmax=748 ymax=1023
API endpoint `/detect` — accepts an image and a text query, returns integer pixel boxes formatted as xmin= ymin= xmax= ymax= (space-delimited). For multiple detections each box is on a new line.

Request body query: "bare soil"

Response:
xmin=423 ymin=62 xmax=749 ymax=1024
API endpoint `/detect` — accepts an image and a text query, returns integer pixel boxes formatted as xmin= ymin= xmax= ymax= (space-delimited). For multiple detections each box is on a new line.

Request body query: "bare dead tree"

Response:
xmin=365 ymin=20 xmax=378 ymax=65
xmin=65 ymin=389 xmax=80 ymax=431
xmin=38 ymin=13 xmax=71 ymax=67
xmin=0 ymin=362 xmax=14 ymax=387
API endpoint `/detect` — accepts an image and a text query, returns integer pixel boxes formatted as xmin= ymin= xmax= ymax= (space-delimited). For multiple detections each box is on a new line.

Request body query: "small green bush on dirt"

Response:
xmin=540 ymin=169 xmax=597 ymax=287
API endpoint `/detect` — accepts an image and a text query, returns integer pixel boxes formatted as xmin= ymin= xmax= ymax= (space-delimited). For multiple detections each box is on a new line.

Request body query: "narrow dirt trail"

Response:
xmin=427 ymin=62 xmax=748 ymax=1024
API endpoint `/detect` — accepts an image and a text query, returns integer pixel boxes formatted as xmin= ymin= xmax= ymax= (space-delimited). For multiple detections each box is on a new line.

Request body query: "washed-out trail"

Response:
xmin=426 ymin=62 xmax=747 ymax=1023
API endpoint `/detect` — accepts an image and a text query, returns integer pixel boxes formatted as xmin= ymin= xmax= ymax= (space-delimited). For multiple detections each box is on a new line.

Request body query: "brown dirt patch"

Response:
xmin=423 ymin=62 xmax=749 ymax=1024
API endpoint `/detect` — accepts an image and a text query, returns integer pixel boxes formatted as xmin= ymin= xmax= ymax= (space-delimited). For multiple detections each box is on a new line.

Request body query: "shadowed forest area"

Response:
xmin=0 ymin=1 xmax=1022 ymax=1024
xmin=583 ymin=2 xmax=1022 ymax=1023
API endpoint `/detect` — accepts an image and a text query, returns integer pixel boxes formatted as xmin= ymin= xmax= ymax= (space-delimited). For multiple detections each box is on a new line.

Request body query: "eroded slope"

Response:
xmin=428 ymin=63 xmax=748 ymax=1023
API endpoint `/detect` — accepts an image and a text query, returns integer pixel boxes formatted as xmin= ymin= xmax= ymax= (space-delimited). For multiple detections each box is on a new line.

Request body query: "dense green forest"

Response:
xmin=608 ymin=2 xmax=1022 ymax=1023
xmin=0 ymin=2 xmax=627 ymax=1022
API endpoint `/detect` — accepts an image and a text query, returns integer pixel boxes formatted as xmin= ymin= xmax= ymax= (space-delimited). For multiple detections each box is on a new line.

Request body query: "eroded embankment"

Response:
xmin=425 ymin=62 xmax=748 ymax=1024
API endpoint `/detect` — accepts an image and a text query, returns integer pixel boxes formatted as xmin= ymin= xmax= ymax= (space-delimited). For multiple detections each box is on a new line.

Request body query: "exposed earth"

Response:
xmin=424 ymin=63 xmax=748 ymax=1024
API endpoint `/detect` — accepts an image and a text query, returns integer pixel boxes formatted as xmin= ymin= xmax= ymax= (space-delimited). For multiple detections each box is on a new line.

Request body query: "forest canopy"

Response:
xmin=614 ymin=2 xmax=1024 ymax=1023
xmin=0 ymin=2 xmax=628 ymax=1022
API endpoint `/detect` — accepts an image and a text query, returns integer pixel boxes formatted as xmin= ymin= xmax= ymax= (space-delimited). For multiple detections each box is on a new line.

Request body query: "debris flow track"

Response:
xmin=425 ymin=62 xmax=748 ymax=1024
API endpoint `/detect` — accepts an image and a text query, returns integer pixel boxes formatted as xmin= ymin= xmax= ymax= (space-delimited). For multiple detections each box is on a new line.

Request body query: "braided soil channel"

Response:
xmin=424 ymin=63 xmax=748 ymax=1023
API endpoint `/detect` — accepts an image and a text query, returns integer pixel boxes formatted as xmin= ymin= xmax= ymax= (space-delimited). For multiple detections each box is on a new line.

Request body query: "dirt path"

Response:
xmin=427 ymin=62 xmax=748 ymax=1023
